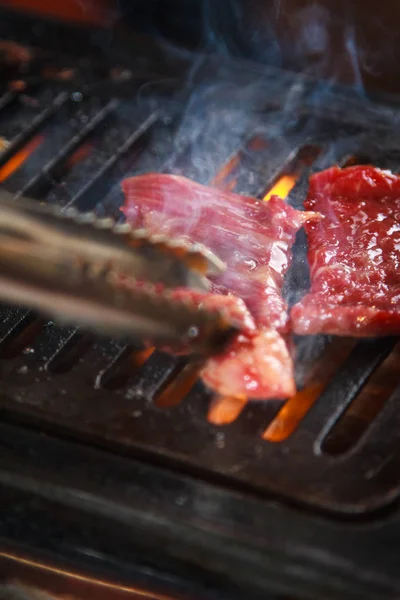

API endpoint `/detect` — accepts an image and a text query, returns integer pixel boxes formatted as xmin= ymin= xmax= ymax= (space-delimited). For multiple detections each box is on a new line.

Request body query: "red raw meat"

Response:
xmin=122 ymin=173 xmax=318 ymax=399
xmin=291 ymin=165 xmax=400 ymax=336
xmin=164 ymin=288 xmax=293 ymax=398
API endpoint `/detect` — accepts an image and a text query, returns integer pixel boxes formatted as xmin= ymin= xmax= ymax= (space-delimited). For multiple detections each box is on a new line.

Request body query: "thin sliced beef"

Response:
xmin=123 ymin=173 xmax=318 ymax=399
xmin=166 ymin=289 xmax=296 ymax=399
xmin=292 ymin=165 xmax=400 ymax=336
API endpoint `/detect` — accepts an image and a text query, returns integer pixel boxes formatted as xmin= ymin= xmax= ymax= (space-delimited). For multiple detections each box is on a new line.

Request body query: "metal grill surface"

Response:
xmin=0 ymin=20 xmax=400 ymax=520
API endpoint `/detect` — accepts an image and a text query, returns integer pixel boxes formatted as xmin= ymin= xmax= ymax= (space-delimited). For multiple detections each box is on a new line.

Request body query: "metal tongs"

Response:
xmin=0 ymin=191 xmax=237 ymax=355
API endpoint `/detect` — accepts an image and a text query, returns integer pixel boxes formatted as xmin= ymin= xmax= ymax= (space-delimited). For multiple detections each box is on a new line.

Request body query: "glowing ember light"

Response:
xmin=65 ymin=142 xmax=92 ymax=169
xmin=211 ymin=154 xmax=240 ymax=191
xmin=132 ymin=347 xmax=154 ymax=369
xmin=4 ymin=0 xmax=110 ymax=24
xmin=262 ymin=382 xmax=324 ymax=442
xmin=264 ymin=174 xmax=298 ymax=201
xmin=263 ymin=339 xmax=355 ymax=442
xmin=0 ymin=40 xmax=32 ymax=64
xmin=9 ymin=80 xmax=26 ymax=92
xmin=0 ymin=551 xmax=171 ymax=599
xmin=207 ymin=395 xmax=247 ymax=425
xmin=156 ymin=360 xmax=203 ymax=408
xmin=0 ymin=135 xmax=43 ymax=183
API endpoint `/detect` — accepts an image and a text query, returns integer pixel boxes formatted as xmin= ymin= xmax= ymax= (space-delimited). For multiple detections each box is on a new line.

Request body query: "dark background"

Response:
xmin=2 ymin=0 xmax=400 ymax=94
xmin=117 ymin=0 xmax=400 ymax=94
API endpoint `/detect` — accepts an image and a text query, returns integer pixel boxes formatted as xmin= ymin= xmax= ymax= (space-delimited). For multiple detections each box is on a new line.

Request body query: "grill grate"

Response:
xmin=0 ymin=27 xmax=400 ymax=523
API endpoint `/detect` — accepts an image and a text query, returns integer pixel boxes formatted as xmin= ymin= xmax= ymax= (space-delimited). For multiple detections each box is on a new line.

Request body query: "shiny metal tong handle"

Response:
xmin=0 ymin=193 xmax=236 ymax=354
xmin=0 ymin=190 xmax=225 ymax=287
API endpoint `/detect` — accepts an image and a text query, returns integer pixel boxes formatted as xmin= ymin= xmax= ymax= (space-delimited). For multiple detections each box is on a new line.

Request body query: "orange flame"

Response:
xmin=0 ymin=135 xmax=43 ymax=183
xmin=264 ymin=174 xmax=298 ymax=201
xmin=156 ymin=360 xmax=203 ymax=408
xmin=263 ymin=339 xmax=355 ymax=442
xmin=132 ymin=347 xmax=154 ymax=369
xmin=262 ymin=383 xmax=324 ymax=442
xmin=207 ymin=395 xmax=248 ymax=425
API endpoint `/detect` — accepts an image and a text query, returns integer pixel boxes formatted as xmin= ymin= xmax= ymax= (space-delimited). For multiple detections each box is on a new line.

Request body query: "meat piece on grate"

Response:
xmin=292 ymin=165 xmax=400 ymax=336
xmin=122 ymin=173 xmax=319 ymax=399
xmin=164 ymin=289 xmax=294 ymax=399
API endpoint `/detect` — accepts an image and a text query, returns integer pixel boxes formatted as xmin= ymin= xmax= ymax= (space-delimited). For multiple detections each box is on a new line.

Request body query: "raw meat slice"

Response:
xmin=122 ymin=173 xmax=318 ymax=398
xmin=291 ymin=165 xmax=400 ymax=336
xmin=166 ymin=289 xmax=257 ymax=337
xmin=123 ymin=174 xmax=317 ymax=331
xmin=202 ymin=328 xmax=296 ymax=399
xmin=164 ymin=288 xmax=295 ymax=398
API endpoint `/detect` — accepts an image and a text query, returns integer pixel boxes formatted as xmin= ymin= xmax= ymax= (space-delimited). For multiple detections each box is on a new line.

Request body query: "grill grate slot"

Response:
xmin=97 ymin=345 xmax=154 ymax=390
xmin=0 ymin=314 xmax=43 ymax=359
xmin=123 ymin=351 xmax=181 ymax=402
xmin=0 ymin=102 xmax=163 ymax=356
xmin=35 ymin=323 xmax=76 ymax=363
xmin=14 ymin=98 xmax=119 ymax=200
xmin=0 ymin=306 xmax=33 ymax=342
xmin=0 ymin=90 xmax=18 ymax=113
xmin=263 ymin=338 xmax=357 ymax=442
xmin=46 ymin=330 xmax=92 ymax=374
xmin=66 ymin=111 xmax=160 ymax=213
xmin=0 ymin=91 xmax=67 ymax=169
xmin=207 ymin=395 xmax=248 ymax=425
xmin=154 ymin=358 xmax=199 ymax=409
xmin=322 ymin=341 xmax=400 ymax=456
xmin=295 ymin=337 xmax=398 ymax=444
